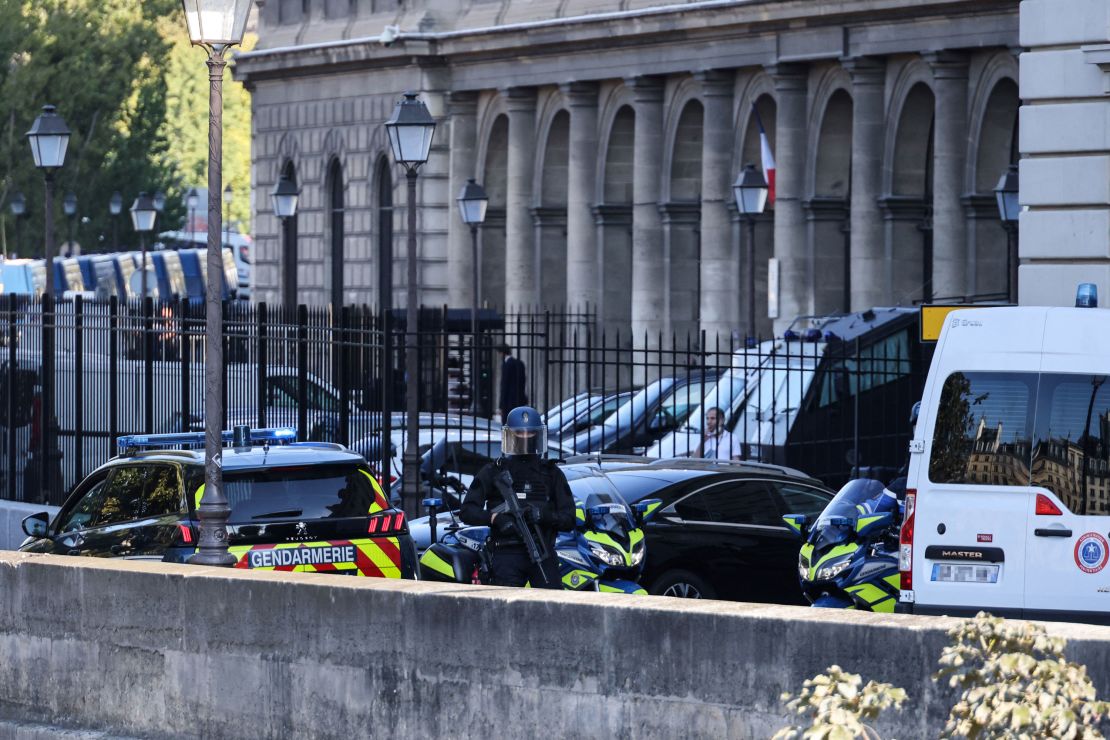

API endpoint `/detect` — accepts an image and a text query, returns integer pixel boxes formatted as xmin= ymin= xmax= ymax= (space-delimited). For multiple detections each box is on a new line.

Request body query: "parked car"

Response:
xmin=546 ymin=390 xmax=634 ymax=443
xmin=569 ymin=371 xmax=720 ymax=455
xmin=19 ymin=427 xmax=417 ymax=579
xmin=602 ymin=458 xmax=834 ymax=602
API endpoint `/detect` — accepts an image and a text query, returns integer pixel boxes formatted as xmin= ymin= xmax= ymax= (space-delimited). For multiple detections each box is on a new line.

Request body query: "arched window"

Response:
xmin=328 ymin=158 xmax=344 ymax=310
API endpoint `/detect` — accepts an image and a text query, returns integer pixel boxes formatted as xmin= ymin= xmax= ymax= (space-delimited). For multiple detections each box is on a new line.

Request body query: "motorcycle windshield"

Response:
xmin=581 ymin=491 xmax=636 ymax=542
xmin=808 ymin=479 xmax=889 ymax=549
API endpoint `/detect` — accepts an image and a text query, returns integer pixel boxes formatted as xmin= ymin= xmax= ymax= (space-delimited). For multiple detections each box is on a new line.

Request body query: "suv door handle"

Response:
xmin=1034 ymin=528 xmax=1072 ymax=538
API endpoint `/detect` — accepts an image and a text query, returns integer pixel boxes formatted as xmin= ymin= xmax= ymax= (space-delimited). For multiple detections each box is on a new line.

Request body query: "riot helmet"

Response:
xmin=502 ymin=406 xmax=547 ymax=457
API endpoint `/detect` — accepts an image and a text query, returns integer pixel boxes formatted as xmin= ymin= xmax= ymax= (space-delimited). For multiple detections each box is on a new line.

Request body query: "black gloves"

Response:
xmin=522 ymin=504 xmax=540 ymax=524
xmin=493 ymin=513 xmax=518 ymax=537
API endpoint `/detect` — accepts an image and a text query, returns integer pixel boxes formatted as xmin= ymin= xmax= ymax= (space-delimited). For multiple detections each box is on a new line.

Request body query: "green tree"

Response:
xmin=929 ymin=372 xmax=977 ymax=483
xmin=158 ymin=28 xmax=255 ymax=234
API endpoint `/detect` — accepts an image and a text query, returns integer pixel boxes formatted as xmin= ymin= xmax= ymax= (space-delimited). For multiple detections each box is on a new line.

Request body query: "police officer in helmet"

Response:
xmin=460 ymin=405 xmax=573 ymax=588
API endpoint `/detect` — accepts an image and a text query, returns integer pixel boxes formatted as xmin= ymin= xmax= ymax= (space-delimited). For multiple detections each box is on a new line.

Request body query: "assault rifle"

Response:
xmin=492 ymin=469 xmax=552 ymax=583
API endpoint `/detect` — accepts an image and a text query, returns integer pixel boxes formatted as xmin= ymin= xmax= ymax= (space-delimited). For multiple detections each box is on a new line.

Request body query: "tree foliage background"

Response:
xmin=0 ymin=0 xmax=253 ymax=258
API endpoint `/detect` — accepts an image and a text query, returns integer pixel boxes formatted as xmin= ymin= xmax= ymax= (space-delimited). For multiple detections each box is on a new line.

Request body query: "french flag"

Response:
xmin=754 ymin=105 xmax=776 ymax=207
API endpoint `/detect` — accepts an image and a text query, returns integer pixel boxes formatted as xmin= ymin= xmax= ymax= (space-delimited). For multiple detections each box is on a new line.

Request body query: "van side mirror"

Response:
xmin=855 ymin=511 xmax=895 ymax=539
xmin=648 ymin=412 xmax=668 ymax=432
xmin=782 ymin=514 xmax=808 ymax=538
xmin=633 ymin=498 xmax=663 ymax=524
xmin=22 ymin=512 xmax=49 ymax=538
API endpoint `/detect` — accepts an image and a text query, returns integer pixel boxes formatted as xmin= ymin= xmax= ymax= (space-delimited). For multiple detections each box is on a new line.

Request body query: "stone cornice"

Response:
xmin=234 ymin=0 xmax=1018 ymax=87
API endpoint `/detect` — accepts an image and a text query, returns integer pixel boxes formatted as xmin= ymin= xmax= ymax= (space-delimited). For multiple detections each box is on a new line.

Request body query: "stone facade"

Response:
xmin=1019 ymin=0 xmax=1110 ymax=307
xmin=235 ymin=0 xmax=1022 ymax=336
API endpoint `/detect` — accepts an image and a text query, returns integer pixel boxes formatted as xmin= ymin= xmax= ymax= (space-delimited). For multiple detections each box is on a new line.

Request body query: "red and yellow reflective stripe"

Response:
xmin=228 ymin=538 xmax=402 ymax=578
xmin=359 ymin=469 xmax=389 ymax=514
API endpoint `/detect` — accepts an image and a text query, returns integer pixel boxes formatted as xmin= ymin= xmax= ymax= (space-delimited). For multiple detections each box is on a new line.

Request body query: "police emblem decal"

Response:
xmin=1074 ymin=532 xmax=1108 ymax=574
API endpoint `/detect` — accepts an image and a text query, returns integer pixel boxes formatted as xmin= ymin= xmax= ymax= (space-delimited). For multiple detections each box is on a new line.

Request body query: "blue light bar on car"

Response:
xmin=116 ymin=426 xmax=298 ymax=453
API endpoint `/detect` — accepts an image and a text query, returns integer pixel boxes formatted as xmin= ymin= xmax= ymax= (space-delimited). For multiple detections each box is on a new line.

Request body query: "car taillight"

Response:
xmin=1036 ymin=493 xmax=1063 ymax=516
xmin=368 ymin=511 xmax=406 ymax=535
xmin=899 ymin=490 xmax=916 ymax=590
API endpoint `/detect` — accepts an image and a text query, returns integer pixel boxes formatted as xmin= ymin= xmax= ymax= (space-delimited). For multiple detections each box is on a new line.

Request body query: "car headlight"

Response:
xmin=797 ymin=551 xmax=809 ymax=580
xmin=588 ymin=541 xmax=624 ymax=567
xmin=815 ymin=558 xmax=852 ymax=582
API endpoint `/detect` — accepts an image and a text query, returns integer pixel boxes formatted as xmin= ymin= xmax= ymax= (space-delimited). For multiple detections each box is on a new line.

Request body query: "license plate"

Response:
xmin=931 ymin=563 xmax=999 ymax=583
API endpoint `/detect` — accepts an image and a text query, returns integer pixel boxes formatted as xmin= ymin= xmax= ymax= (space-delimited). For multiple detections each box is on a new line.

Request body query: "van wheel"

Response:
xmin=650 ymin=569 xmax=716 ymax=600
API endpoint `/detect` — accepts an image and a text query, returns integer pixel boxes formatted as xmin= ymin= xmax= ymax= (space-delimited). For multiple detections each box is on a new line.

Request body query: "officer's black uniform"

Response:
xmin=460 ymin=426 xmax=574 ymax=588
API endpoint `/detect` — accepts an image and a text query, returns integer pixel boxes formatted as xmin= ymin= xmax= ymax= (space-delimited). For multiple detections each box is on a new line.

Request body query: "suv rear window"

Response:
xmin=224 ymin=464 xmax=377 ymax=521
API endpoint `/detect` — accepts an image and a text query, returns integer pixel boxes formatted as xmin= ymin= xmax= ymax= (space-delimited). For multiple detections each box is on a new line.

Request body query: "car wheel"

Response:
xmin=650 ymin=569 xmax=716 ymax=600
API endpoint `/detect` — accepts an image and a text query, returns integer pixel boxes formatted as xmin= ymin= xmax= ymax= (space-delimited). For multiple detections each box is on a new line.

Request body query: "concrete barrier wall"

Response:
xmin=0 ymin=502 xmax=58 ymax=551
xmin=1 ymin=552 xmax=1109 ymax=739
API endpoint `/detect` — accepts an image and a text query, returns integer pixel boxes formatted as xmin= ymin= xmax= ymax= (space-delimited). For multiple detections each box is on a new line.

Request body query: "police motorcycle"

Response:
xmin=417 ymin=487 xmax=659 ymax=594
xmin=783 ymin=478 xmax=902 ymax=611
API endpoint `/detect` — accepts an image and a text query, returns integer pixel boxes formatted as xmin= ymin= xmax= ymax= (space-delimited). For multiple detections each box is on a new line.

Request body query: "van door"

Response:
xmin=1024 ymin=372 xmax=1110 ymax=622
xmin=914 ymin=371 xmax=1037 ymax=615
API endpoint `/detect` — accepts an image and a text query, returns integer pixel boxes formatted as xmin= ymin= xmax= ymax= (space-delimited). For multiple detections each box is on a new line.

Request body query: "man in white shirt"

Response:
xmin=695 ymin=406 xmax=742 ymax=460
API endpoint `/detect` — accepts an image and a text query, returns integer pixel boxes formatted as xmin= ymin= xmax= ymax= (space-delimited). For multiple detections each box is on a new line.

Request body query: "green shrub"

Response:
xmin=936 ymin=612 xmax=1110 ymax=739
xmin=772 ymin=665 xmax=907 ymax=740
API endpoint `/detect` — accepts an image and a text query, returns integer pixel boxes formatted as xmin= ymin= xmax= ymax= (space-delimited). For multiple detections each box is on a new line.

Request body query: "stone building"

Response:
xmin=235 ymin=0 xmax=1021 ymax=337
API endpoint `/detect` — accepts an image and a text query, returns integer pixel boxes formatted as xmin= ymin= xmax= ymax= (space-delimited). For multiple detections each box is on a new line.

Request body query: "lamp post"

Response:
xmin=26 ymin=104 xmax=71 ymax=504
xmin=223 ymin=184 xmax=233 ymax=248
xmin=153 ymin=191 xmax=166 ymax=216
xmin=131 ymin=192 xmax=157 ymax=301
xmin=8 ymin=192 xmax=26 ymax=259
xmin=994 ymin=163 xmax=1020 ymax=304
xmin=187 ymin=187 xmax=199 ymax=239
xmin=385 ymin=91 xmax=436 ymax=516
xmin=732 ymin=163 xmax=769 ymax=342
xmin=62 ymin=192 xmax=77 ymax=256
xmin=456 ymin=178 xmax=488 ymax=414
xmin=180 ymin=0 xmax=253 ymax=567
xmin=271 ymin=172 xmax=299 ymax=307
xmin=109 ymin=191 xmax=123 ymax=251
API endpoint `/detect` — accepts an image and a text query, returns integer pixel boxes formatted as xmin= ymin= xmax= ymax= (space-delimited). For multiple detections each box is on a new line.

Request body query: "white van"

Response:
xmin=899 ymin=297 xmax=1110 ymax=623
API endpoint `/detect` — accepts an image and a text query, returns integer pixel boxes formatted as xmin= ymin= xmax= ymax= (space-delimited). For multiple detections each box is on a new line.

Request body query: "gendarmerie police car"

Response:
xmin=19 ymin=427 xmax=417 ymax=579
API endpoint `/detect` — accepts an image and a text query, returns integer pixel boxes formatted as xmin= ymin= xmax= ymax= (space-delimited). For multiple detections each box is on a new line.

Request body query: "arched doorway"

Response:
xmin=481 ymin=115 xmax=509 ymax=308
xmin=598 ymin=105 xmax=635 ymax=332
xmin=375 ymin=156 xmax=393 ymax=310
xmin=971 ymin=78 xmax=1019 ymax=297
xmin=280 ymin=160 xmax=299 ymax=309
xmin=665 ymin=99 xmax=703 ymax=337
xmin=887 ymin=83 xmax=935 ymax=303
xmin=737 ymin=94 xmax=777 ymax=338
xmin=327 ymin=158 xmax=344 ymax=311
xmin=537 ymin=110 xmax=569 ymax=307
xmin=810 ymin=89 xmax=853 ymax=314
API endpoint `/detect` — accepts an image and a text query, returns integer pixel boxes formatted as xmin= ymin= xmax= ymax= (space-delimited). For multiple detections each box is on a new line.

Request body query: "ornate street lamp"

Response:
xmin=63 ymin=191 xmax=77 ymax=255
xmin=26 ymin=103 xmax=71 ymax=503
xmin=385 ymin=91 xmax=436 ymax=516
xmin=733 ymin=163 xmax=769 ymax=342
xmin=271 ymin=172 xmax=299 ymax=308
xmin=456 ymin=178 xmax=488 ymax=413
xmin=131 ymin=192 xmax=157 ymax=301
xmin=179 ymin=0 xmax=254 ymax=567
xmin=109 ymin=191 xmax=123 ymax=251
xmin=994 ymin=164 xmax=1020 ymax=304
xmin=8 ymin=192 xmax=26 ymax=259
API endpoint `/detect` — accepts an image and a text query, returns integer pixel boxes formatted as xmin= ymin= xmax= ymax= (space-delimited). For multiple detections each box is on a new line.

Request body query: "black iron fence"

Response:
xmin=0 ymin=295 xmax=930 ymax=506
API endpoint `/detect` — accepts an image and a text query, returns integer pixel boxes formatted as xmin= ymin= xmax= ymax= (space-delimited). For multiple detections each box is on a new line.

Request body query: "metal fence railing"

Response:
xmin=0 ymin=295 xmax=929 ymax=506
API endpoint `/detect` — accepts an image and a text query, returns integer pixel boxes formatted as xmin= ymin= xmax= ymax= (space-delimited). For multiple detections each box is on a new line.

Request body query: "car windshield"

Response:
xmin=598 ymin=379 xmax=670 ymax=434
xmin=730 ymin=357 xmax=817 ymax=443
xmin=224 ymin=463 xmax=378 ymax=521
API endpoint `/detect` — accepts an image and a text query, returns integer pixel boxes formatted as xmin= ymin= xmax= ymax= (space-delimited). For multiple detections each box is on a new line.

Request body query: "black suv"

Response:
xmin=603 ymin=458 xmax=834 ymax=603
xmin=20 ymin=428 xmax=417 ymax=579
